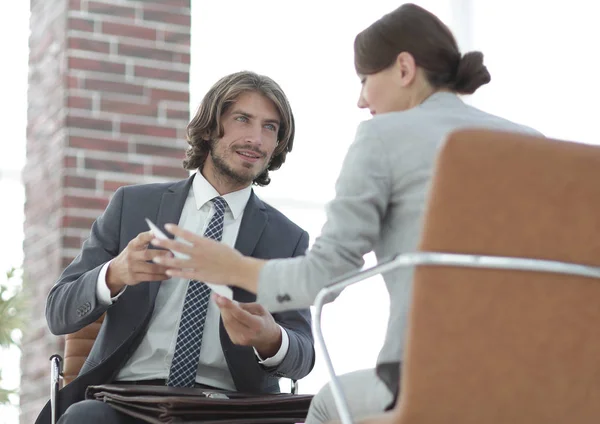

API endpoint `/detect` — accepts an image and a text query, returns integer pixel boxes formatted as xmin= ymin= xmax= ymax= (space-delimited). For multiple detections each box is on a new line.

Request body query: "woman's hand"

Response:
xmin=150 ymin=223 xmax=263 ymax=293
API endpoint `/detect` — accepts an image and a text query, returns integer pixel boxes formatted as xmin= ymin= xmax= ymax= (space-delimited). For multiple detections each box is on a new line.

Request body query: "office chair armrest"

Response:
xmin=312 ymin=252 xmax=600 ymax=424
xmin=49 ymin=354 xmax=63 ymax=424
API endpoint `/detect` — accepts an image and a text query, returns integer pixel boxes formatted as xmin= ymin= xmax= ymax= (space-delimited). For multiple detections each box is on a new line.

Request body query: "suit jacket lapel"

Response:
xmin=232 ymin=190 xmax=268 ymax=303
xmin=147 ymin=175 xmax=195 ymax=305
xmin=221 ymin=190 xmax=270 ymax=392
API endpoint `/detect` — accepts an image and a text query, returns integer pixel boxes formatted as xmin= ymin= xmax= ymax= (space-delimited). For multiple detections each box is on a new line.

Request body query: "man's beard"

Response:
xmin=209 ymin=142 xmax=267 ymax=186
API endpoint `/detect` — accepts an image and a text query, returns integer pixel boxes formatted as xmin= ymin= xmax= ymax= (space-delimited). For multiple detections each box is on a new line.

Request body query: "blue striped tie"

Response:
xmin=166 ymin=196 xmax=227 ymax=387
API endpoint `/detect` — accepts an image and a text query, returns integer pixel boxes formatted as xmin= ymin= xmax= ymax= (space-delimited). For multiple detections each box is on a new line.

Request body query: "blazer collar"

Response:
xmin=232 ymin=191 xmax=268 ymax=302
xmin=149 ymin=176 xmax=269 ymax=304
xmin=148 ymin=175 xmax=195 ymax=304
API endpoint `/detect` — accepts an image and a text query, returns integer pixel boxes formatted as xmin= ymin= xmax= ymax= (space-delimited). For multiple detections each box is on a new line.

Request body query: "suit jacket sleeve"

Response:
xmin=267 ymin=230 xmax=315 ymax=380
xmin=257 ymin=120 xmax=392 ymax=312
xmin=46 ymin=187 xmax=125 ymax=335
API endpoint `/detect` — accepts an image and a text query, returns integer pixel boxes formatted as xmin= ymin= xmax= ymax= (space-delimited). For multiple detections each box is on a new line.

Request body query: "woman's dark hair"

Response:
xmin=354 ymin=3 xmax=491 ymax=94
xmin=183 ymin=71 xmax=295 ymax=186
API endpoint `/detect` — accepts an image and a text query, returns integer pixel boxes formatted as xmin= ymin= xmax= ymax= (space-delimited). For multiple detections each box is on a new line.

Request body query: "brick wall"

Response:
xmin=22 ymin=0 xmax=191 ymax=421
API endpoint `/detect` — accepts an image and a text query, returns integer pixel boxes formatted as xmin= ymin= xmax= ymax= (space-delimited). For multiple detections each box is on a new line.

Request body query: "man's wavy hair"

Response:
xmin=183 ymin=71 xmax=295 ymax=186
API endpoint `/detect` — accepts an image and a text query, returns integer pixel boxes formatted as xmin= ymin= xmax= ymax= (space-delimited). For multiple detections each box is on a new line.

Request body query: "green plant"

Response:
xmin=0 ymin=268 xmax=25 ymax=405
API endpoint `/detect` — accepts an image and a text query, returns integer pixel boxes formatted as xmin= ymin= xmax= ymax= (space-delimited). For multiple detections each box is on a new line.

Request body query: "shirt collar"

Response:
xmin=192 ymin=171 xmax=252 ymax=219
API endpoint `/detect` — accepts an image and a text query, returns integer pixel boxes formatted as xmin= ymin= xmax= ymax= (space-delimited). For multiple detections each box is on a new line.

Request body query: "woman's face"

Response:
xmin=357 ymin=66 xmax=408 ymax=115
xmin=357 ymin=53 xmax=429 ymax=115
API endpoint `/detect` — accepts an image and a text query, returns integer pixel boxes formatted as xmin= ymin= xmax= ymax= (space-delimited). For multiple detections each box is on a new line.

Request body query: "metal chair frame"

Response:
xmin=312 ymin=252 xmax=600 ymax=424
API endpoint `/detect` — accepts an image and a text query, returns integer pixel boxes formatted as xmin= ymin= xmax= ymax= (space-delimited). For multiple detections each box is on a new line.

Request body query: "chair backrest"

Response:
xmin=397 ymin=130 xmax=600 ymax=424
xmin=63 ymin=314 xmax=104 ymax=385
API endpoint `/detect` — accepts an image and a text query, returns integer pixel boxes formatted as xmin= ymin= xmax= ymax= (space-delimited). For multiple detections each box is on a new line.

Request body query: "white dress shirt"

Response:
xmin=96 ymin=172 xmax=289 ymax=389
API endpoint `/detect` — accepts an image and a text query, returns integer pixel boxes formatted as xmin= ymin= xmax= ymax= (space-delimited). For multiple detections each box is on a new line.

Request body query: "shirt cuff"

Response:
xmin=253 ymin=325 xmax=289 ymax=367
xmin=96 ymin=260 xmax=126 ymax=305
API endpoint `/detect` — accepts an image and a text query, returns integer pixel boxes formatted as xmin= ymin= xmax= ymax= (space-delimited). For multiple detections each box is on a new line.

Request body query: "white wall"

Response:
xmin=191 ymin=0 xmax=457 ymax=394
xmin=192 ymin=0 xmax=600 ymax=395
xmin=467 ymin=0 xmax=600 ymax=144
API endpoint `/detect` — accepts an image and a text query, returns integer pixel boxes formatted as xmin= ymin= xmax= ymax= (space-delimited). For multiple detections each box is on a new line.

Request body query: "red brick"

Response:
xmin=69 ymin=0 xmax=81 ymax=10
xmin=120 ymin=122 xmax=177 ymax=138
xmin=84 ymin=78 xmax=145 ymax=96
xmin=63 ymin=195 xmax=109 ymax=210
xmin=161 ymin=30 xmax=190 ymax=45
xmin=118 ymin=43 xmax=174 ymax=62
xmin=23 ymin=0 xmax=190 ymax=422
xmin=67 ymin=95 xmax=93 ymax=109
xmin=88 ymin=2 xmax=136 ymax=19
xmin=150 ymin=165 xmax=187 ymax=178
xmin=69 ymin=136 xmax=129 ymax=153
xmin=68 ymin=57 xmax=125 ymax=74
xmin=143 ymin=10 xmax=190 ymax=26
xmin=102 ymin=179 xmax=135 ymax=192
xmin=68 ymin=17 xmax=94 ymax=32
xmin=62 ymin=256 xmax=77 ymax=269
xmin=66 ymin=115 xmax=113 ymax=132
xmin=176 ymin=53 xmax=190 ymax=64
xmin=134 ymin=65 xmax=188 ymax=83
xmin=166 ymin=108 xmax=189 ymax=120
xmin=62 ymin=235 xmax=84 ymax=249
xmin=64 ymin=175 xmax=97 ymax=189
xmin=149 ymin=88 xmax=188 ymax=102
xmin=84 ymin=157 xmax=144 ymax=175
xmin=141 ymin=0 xmax=190 ymax=9
xmin=67 ymin=76 xmax=81 ymax=89
xmin=68 ymin=36 xmax=111 ymax=54
xmin=61 ymin=215 xmax=96 ymax=229
xmin=100 ymin=99 xmax=158 ymax=117
xmin=135 ymin=143 xmax=185 ymax=159
xmin=101 ymin=22 xmax=157 ymax=41
xmin=64 ymin=155 xmax=78 ymax=169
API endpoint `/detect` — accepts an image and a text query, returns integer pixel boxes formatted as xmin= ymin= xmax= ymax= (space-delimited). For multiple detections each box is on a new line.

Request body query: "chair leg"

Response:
xmin=49 ymin=354 xmax=63 ymax=424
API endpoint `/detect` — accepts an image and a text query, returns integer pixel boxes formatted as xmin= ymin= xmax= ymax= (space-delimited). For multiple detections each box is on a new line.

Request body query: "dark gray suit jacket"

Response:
xmin=36 ymin=176 xmax=315 ymax=424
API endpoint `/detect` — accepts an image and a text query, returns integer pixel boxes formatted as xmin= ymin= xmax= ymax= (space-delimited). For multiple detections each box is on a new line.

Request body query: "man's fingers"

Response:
xmin=132 ymin=272 xmax=170 ymax=283
xmin=221 ymin=318 xmax=252 ymax=345
xmin=134 ymin=261 xmax=172 ymax=275
xmin=150 ymin=237 xmax=196 ymax=258
xmin=143 ymin=248 xmax=173 ymax=261
xmin=217 ymin=297 xmax=261 ymax=328
xmin=131 ymin=231 xmax=155 ymax=249
xmin=151 ymin=255 xmax=194 ymax=270
xmin=238 ymin=302 xmax=267 ymax=316
xmin=164 ymin=224 xmax=204 ymax=245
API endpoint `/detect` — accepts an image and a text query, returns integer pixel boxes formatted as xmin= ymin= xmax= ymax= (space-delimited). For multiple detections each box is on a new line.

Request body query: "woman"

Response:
xmin=152 ymin=3 xmax=541 ymax=423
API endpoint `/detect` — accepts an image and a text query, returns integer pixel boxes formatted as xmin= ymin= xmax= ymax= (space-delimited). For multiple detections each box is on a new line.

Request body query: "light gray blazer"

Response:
xmin=256 ymin=91 xmax=542 ymax=394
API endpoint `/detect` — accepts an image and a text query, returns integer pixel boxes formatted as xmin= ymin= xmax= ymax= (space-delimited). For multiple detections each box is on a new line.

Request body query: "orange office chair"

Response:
xmin=313 ymin=129 xmax=600 ymax=424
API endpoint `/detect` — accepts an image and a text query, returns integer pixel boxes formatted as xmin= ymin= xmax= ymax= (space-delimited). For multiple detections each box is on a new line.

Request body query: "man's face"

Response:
xmin=204 ymin=91 xmax=280 ymax=190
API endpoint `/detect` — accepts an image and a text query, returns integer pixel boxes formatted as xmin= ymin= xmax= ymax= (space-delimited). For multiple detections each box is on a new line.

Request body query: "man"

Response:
xmin=35 ymin=71 xmax=315 ymax=424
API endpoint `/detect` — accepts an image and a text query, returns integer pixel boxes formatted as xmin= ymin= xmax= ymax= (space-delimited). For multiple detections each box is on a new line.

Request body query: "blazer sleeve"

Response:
xmin=46 ymin=187 xmax=125 ymax=335
xmin=257 ymin=120 xmax=392 ymax=312
xmin=267 ymin=230 xmax=315 ymax=381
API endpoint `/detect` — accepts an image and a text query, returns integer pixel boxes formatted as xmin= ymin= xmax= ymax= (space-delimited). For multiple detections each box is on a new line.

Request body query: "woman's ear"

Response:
xmin=396 ymin=52 xmax=417 ymax=86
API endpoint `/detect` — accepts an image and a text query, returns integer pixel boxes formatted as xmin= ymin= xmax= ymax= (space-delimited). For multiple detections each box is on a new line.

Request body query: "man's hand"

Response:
xmin=213 ymin=293 xmax=282 ymax=358
xmin=149 ymin=224 xmax=264 ymax=294
xmin=106 ymin=231 xmax=173 ymax=296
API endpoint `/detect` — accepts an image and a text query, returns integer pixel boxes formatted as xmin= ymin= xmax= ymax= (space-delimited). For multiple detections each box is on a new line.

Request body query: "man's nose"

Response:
xmin=244 ymin=124 xmax=264 ymax=145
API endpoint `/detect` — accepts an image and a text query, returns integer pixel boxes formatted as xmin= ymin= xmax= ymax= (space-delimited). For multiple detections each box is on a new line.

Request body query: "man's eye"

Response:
xmin=264 ymin=124 xmax=277 ymax=132
xmin=235 ymin=116 xmax=249 ymax=123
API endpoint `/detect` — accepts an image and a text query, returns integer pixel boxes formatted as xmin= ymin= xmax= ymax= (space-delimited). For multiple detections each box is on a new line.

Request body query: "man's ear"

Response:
xmin=395 ymin=52 xmax=418 ymax=87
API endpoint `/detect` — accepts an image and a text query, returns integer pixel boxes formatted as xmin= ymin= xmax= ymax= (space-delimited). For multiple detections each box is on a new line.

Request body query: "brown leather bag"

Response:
xmin=86 ymin=384 xmax=313 ymax=423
